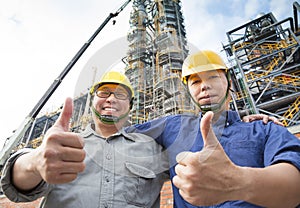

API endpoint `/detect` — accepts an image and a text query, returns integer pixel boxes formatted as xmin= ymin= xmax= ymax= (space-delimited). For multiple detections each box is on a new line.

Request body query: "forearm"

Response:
xmin=12 ymin=150 xmax=43 ymax=191
xmin=239 ymin=163 xmax=300 ymax=207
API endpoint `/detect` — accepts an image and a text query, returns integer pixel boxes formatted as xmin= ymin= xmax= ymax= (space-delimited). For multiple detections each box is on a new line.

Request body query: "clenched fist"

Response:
xmin=13 ymin=98 xmax=86 ymax=190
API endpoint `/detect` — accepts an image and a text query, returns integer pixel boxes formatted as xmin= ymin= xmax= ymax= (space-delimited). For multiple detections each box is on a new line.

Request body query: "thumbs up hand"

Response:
xmin=33 ymin=97 xmax=86 ymax=184
xmin=172 ymin=111 xmax=243 ymax=206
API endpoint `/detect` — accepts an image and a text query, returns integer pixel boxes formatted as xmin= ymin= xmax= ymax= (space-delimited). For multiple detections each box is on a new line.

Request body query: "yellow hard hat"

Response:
xmin=90 ymin=71 xmax=134 ymax=99
xmin=182 ymin=50 xmax=228 ymax=84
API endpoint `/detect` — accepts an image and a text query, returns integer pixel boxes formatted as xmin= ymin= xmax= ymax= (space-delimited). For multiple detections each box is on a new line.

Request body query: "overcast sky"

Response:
xmin=0 ymin=0 xmax=296 ymax=150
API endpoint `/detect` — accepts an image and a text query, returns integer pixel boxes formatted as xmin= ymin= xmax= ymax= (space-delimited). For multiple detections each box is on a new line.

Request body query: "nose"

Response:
xmin=200 ymin=82 xmax=209 ymax=91
xmin=105 ymin=93 xmax=117 ymax=101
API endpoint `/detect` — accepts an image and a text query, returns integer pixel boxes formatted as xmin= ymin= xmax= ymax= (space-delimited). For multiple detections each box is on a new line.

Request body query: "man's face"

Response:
xmin=92 ymin=83 xmax=130 ymax=118
xmin=187 ymin=69 xmax=228 ymax=110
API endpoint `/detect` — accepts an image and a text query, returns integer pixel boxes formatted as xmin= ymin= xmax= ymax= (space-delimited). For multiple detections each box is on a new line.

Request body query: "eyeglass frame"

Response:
xmin=95 ymin=88 xmax=130 ymax=100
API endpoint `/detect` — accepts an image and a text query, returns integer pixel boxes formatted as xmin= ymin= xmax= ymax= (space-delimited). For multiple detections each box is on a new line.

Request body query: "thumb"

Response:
xmin=176 ymin=151 xmax=194 ymax=165
xmin=200 ymin=111 xmax=219 ymax=148
xmin=55 ymin=97 xmax=73 ymax=131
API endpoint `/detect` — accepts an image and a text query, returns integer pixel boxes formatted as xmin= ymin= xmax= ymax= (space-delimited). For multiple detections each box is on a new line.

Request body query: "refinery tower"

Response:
xmin=125 ymin=0 xmax=195 ymax=124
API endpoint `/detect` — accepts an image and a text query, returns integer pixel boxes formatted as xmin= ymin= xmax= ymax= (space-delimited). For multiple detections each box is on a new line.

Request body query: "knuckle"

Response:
xmin=46 ymin=132 xmax=61 ymax=142
xmin=68 ymin=174 xmax=78 ymax=182
xmin=184 ymin=183 xmax=193 ymax=192
xmin=80 ymin=150 xmax=86 ymax=161
xmin=43 ymin=148 xmax=59 ymax=159
xmin=43 ymin=170 xmax=58 ymax=183
xmin=44 ymin=161 xmax=59 ymax=173
xmin=77 ymin=136 xmax=85 ymax=148
xmin=172 ymin=175 xmax=179 ymax=185
xmin=79 ymin=162 xmax=86 ymax=172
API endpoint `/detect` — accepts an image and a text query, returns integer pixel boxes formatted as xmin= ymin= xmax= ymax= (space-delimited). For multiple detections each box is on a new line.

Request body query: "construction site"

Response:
xmin=1 ymin=0 xmax=300 ymax=207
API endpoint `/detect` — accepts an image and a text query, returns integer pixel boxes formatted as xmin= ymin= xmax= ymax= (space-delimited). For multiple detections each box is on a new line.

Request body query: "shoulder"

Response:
xmin=131 ymin=114 xmax=199 ymax=129
xmin=239 ymin=117 xmax=299 ymax=145
xmin=79 ymin=124 xmax=97 ymax=139
xmin=124 ymin=132 xmax=156 ymax=143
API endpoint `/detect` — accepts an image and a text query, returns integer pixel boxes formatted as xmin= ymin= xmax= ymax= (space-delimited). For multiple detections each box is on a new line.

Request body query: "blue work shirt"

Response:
xmin=126 ymin=110 xmax=300 ymax=208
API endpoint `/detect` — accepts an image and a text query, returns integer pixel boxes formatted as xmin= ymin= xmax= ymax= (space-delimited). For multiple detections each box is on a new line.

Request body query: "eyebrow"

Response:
xmin=98 ymin=86 xmax=127 ymax=93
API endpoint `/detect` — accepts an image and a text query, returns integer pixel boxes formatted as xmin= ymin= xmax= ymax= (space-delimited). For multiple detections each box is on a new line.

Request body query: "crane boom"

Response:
xmin=0 ymin=0 xmax=132 ymax=166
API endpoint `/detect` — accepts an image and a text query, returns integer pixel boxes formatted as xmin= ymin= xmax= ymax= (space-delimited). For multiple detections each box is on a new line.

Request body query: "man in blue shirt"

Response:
xmin=127 ymin=50 xmax=300 ymax=207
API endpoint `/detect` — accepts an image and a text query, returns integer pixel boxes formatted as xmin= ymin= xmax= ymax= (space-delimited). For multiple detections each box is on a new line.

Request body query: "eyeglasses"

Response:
xmin=96 ymin=89 xmax=129 ymax=100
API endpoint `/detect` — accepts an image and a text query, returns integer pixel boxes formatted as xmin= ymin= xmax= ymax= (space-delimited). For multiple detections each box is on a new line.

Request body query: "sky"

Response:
xmin=0 ymin=0 xmax=296 ymax=151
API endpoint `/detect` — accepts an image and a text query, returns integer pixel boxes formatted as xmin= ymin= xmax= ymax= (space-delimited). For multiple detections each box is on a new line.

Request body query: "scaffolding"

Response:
xmin=2 ymin=1 xmax=300 ymax=171
xmin=125 ymin=0 xmax=195 ymax=124
xmin=4 ymin=109 xmax=61 ymax=155
xmin=223 ymin=2 xmax=300 ymax=127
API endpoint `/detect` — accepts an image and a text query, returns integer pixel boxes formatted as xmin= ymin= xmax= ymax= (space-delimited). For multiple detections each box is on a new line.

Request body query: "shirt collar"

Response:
xmin=199 ymin=110 xmax=240 ymax=126
xmin=80 ymin=123 xmax=136 ymax=142
xmin=199 ymin=110 xmax=240 ymax=139
xmin=226 ymin=110 xmax=241 ymax=125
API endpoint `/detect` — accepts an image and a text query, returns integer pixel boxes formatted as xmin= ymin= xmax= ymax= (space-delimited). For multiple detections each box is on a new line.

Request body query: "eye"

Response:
xmin=209 ymin=75 xmax=220 ymax=79
xmin=115 ymin=91 xmax=128 ymax=99
xmin=190 ymin=79 xmax=201 ymax=86
xmin=96 ymin=90 xmax=110 ymax=97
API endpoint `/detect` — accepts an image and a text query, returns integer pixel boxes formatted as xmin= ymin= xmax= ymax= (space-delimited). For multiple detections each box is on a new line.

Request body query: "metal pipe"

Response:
xmin=238 ymin=92 xmax=300 ymax=116
xmin=257 ymin=92 xmax=300 ymax=110
xmin=293 ymin=1 xmax=300 ymax=33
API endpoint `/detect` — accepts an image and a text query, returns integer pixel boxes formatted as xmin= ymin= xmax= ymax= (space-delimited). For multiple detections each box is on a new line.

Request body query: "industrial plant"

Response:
xmin=1 ymin=0 xmax=299 ymax=206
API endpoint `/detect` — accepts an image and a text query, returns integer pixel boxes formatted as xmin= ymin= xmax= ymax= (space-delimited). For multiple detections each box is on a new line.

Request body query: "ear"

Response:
xmin=229 ymin=79 xmax=233 ymax=91
xmin=89 ymin=94 xmax=95 ymax=107
xmin=130 ymin=98 xmax=134 ymax=110
xmin=227 ymin=80 xmax=233 ymax=102
xmin=225 ymin=70 xmax=231 ymax=90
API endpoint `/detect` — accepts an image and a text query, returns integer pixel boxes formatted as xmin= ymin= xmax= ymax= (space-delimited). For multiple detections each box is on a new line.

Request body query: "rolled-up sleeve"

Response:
xmin=0 ymin=149 xmax=51 ymax=202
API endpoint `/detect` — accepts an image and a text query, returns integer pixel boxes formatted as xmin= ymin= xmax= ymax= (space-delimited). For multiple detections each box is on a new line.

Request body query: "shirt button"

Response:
xmin=106 ymin=153 xmax=112 ymax=160
xmin=105 ymin=176 xmax=110 ymax=182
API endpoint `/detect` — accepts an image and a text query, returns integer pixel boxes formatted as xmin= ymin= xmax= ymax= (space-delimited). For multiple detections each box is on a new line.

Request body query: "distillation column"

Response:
xmin=126 ymin=0 xmax=154 ymax=123
xmin=126 ymin=0 xmax=195 ymax=124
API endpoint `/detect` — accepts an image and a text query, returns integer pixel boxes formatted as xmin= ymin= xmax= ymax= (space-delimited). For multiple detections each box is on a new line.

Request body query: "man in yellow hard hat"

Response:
xmin=171 ymin=50 xmax=300 ymax=207
xmin=126 ymin=50 xmax=300 ymax=208
xmin=1 ymin=71 xmax=168 ymax=208
xmin=181 ymin=50 xmax=231 ymax=114
xmin=89 ymin=70 xmax=135 ymax=126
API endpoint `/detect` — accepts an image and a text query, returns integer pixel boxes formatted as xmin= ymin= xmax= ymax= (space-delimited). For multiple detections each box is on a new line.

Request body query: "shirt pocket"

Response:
xmin=228 ymin=140 xmax=263 ymax=167
xmin=123 ymin=162 xmax=161 ymax=207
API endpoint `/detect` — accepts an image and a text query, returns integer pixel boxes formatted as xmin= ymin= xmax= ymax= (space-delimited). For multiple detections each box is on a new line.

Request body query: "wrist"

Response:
xmin=226 ymin=166 xmax=253 ymax=202
xmin=13 ymin=150 xmax=43 ymax=191
xmin=234 ymin=166 xmax=259 ymax=202
xmin=29 ymin=148 xmax=43 ymax=179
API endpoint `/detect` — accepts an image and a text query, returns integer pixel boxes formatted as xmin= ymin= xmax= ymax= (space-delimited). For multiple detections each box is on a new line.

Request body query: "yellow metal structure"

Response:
xmin=223 ymin=10 xmax=300 ymax=125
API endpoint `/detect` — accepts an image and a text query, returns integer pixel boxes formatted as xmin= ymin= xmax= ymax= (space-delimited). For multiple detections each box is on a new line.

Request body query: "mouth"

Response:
xmin=102 ymin=107 xmax=118 ymax=112
xmin=199 ymin=95 xmax=212 ymax=103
